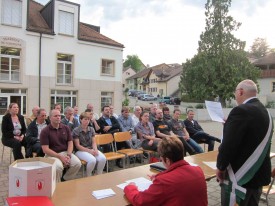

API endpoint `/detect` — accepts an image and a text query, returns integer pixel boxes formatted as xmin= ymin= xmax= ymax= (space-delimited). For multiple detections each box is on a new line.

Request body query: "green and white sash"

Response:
xmin=224 ymin=112 xmax=273 ymax=206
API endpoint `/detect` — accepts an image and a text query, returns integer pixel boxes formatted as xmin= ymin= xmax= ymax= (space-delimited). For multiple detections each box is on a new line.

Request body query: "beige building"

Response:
xmin=0 ymin=0 xmax=124 ymax=120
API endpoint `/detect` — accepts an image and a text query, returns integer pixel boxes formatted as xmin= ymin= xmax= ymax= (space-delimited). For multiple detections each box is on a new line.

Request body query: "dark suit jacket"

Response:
xmin=97 ymin=116 xmax=121 ymax=134
xmin=1 ymin=113 xmax=26 ymax=141
xmin=217 ymin=98 xmax=271 ymax=188
xmin=183 ymin=119 xmax=203 ymax=136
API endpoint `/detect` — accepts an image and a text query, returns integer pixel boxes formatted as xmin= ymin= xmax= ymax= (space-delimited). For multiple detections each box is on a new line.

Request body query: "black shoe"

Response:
xmin=61 ymin=177 xmax=66 ymax=182
xmin=116 ymin=159 xmax=123 ymax=168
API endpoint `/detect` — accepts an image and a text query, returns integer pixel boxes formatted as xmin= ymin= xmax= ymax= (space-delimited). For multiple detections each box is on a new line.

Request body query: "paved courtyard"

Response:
xmin=0 ymin=120 xmax=275 ymax=205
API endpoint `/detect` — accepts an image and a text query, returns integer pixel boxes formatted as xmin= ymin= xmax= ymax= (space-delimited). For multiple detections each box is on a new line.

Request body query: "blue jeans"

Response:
xmin=187 ymin=138 xmax=204 ymax=153
xmin=191 ymin=131 xmax=215 ymax=151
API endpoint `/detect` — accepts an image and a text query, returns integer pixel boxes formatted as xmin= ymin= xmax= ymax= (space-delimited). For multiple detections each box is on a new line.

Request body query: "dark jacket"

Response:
xmin=97 ymin=116 xmax=121 ymax=134
xmin=1 ymin=113 xmax=26 ymax=141
xmin=217 ymin=98 xmax=271 ymax=188
xmin=183 ymin=119 xmax=203 ymax=137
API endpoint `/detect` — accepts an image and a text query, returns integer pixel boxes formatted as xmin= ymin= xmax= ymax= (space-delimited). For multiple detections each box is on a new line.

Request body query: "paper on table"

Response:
xmin=205 ymin=101 xmax=225 ymax=123
xmin=92 ymin=188 xmax=116 ymax=200
xmin=117 ymin=177 xmax=152 ymax=192
xmin=203 ymin=161 xmax=217 ymax=170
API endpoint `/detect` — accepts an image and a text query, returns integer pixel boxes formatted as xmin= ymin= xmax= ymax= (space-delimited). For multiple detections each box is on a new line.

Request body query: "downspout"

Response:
xmin=38 ymin=33 xmax=42 ymax=107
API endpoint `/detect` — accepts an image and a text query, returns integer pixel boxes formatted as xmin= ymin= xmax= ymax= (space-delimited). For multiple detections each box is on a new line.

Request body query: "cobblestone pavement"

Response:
xmin=1 ymin=121 xmax=275 ymax=206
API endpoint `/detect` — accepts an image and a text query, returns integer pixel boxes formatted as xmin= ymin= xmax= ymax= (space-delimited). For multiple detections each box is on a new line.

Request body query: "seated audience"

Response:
xmin=40 ymin=109 xmax=81 ymax=182
xmin=124 ymin=136 xmax=208 ymax=206
xmin=85 ymin=109 xmax=100 ymax=133
xmin=87 ymin=103 xmax=99 ymax=120
xmin=184 ymin=110 xmax=220 ymax=151
xmin=25 ymin=108 xmax=49 ymax=157
xmin=73 ymin=112 xmax=106 ymax=176
xmin=132 ymin=106 xmax=142 ymax=126
xmin=169 ymin=109 xmax=203 ymax=154
xmin=109 ymin=105 xmax=119 ymax=118
xmin=25 ymin=106 xmax=40 ymax=127
xmin=61 ymin=106 xmax=79 ymax=131
xmin=53 ymin=103 xmax=65 ymax=119
xmin=149 ymin=103 xmax=158 ymax=122
xmin=117 ymin=106 xmax=140 ymax=149
xmin=73 ymin=106 xmax=80 ymax=125
xmin=1 ymin=103 xmax=27 ymax=160
xmin=135 ymin=111 xmax=161 ymax=151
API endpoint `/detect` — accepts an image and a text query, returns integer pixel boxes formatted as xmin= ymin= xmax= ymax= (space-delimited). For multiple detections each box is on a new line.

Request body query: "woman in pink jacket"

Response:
xmin=124 ymin=136 xmax=208 ymax=206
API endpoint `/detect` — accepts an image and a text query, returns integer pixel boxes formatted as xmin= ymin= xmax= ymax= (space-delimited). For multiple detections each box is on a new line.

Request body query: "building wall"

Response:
xmin=167 ymin=75 xmax=180 ymax=96
xmin=258 ymin=78 xmax=275 ymax=104
xmin=122 ymin=68 xmax=136 ymax=89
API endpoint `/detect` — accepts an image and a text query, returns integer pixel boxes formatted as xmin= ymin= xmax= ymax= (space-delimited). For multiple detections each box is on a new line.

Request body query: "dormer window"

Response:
xmin=1 ymin=0 xmax=22 ymax=27
xmin=59 ymin=10 xmax=74 ymax=36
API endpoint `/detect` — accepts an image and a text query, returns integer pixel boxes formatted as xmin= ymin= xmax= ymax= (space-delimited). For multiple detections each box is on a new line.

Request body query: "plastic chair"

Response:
xmin=95 ymin=133 xmax=126 ymax=172
xmin=113 ymin=132 xmax=144 ymax=167
xmin=1 ymin=145 xmax=12 ymax=164
xmin=261 ymin=168 xmax=275 ymax=206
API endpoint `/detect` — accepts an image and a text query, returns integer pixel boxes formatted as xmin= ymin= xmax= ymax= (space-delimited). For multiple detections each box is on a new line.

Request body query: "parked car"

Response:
xmin=128 ymin=90 xmax=138 ymax=96
xmin=159 ymin=96 xmax=171 ymax=104
xmin=169 ymin=97 xmax=181 ymax=105
xmin=137 ymin=92 xmax=147 ymax=99
xmin=141 ymin=94 xmax=157 ymax=101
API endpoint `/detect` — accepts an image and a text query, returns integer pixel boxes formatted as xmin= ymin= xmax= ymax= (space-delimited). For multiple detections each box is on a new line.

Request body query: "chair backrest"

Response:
xmin=113 ymin=131 xmax=131 ymax=142
xmin=95 ymin=134 xmax=114 ymax=145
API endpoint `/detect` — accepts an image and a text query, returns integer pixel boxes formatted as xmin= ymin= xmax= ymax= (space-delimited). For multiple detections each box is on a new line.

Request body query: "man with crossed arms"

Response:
xmin=216 ymin=79 xmax=272 ymax=206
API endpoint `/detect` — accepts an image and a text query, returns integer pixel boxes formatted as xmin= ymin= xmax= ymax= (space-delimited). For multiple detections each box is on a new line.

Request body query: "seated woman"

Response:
xmin=124 ymin=136 xmax=208 ymax=206
xmin=1 ymin=103 xmax=27 ymax=160
xmin=72 ymin=112 xmax=106 ymax=176
xmin=134 ymin=111 xmax=161 ymax=151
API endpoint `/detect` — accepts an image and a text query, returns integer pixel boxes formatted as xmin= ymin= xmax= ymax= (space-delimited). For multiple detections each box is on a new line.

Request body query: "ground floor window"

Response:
xmin=101 ymin=91 xmax=113 ymax=109
xmin=50 ymin=90 xmax=77 ymax=113
xmin=0 ymin=88 xmax=26 ymax=116
xmin=272 ymin=82 xmax=275 ymax=92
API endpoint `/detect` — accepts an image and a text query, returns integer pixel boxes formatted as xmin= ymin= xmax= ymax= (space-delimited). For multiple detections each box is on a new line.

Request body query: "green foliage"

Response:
xmin=250 ymin=38 xmax=270 ymax=58
xmin=122 ymin=98 xmax=129 ymax=106
xmin=180 ymin=0 xmax=260 ymax=107
xmin=265 ymin=101 xmax=275 ymax=108
xmin=123 ymin=55 xmax=144 ymax=72
xmin=195 ymin=104 xmax=204 ymax=109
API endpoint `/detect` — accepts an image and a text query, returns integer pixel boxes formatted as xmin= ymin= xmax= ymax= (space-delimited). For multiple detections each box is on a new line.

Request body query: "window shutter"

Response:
xmin=1 ymin=0 xmax=22 ymax=26
xmin=59 ymin=11 xmax=74 ymax=35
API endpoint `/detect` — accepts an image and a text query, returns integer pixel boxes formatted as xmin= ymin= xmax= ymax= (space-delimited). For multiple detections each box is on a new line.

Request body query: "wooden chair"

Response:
xmin=80 ymin=160 xmax=87 ymax=177
xmin=113 ymin=132 xmax=144 ymax=167
xmin=95 ymin=134 xmax=126 ymax=172
xmin=261 ymin=168 xmax=275 ymax=206
xmin=1 ymin=145 xmax=12 ymax=164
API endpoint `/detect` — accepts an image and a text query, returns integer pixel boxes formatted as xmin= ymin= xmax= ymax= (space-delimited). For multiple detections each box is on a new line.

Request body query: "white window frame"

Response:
xmin=101 ymin=91 xmax=113 ymax=109
xmin=59 ymin=10 xmax=74 ymax=36
xmin=50 ymin=90 xmax=77 ymax=113
xmin=1 ymin=0 xmax=22 ymax=27
xmin=101 ymin=59 xmax=115 ymax=76
xmin=0 ymin=47 xmax=21 ymax=82
xmin=56 ymin=54 xmax=73 ymax=85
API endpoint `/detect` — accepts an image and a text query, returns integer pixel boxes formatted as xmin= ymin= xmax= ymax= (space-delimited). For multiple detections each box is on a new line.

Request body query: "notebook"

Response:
xmin=150 ymin=162 xmax=167 ymax=172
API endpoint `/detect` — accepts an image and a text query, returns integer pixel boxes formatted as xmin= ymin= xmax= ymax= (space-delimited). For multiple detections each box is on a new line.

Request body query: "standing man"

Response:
xmin=40 ymin=109 xmax=81 ymax=182
xmin=25 ymin=108 xmax=49 ymax=157
xmin=216 ymin=79 xmax=273 ymax=206
xmin=25 ymin=106 xmax=40 ymax=126
xmin=184 ymin=110 xmax=220 ymax=151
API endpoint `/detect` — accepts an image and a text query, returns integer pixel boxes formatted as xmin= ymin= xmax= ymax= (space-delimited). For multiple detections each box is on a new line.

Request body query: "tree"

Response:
xmin=123 ymin=55 xmax=144 ymax=72
xmin=180 ymin=0 xmax=260 ymax=106
xmin=250 ymin=38 xmax=270 ymax=58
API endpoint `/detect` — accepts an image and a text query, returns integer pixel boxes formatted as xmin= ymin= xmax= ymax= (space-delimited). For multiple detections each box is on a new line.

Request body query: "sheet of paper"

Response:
xmin=117 ymin=177 xmax=152 ymax=192
xmin=205 ymin=101 xmax=225 ymax=123
xmin=92 ymin=188 xmax=116 ymax=200
xmin=203 ymin=161 xmax=217 ymax=170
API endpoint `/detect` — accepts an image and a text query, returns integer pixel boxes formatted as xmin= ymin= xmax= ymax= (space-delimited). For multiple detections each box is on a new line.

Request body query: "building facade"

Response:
xmin=0 ymin=0 xmax=124 ymax=120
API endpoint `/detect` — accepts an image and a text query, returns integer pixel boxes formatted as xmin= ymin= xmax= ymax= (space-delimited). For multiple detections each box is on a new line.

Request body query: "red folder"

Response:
xmin=6 ymin=196 xmax=54 ymax=206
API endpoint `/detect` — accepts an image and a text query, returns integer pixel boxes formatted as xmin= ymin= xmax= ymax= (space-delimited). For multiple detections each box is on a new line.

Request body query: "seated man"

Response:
xmin=87 ymin=103 xmax=99 ymax=120
xmin=117 ymin=106 xmax=140 ymax=149
xmin=169 ymin=109 xmax=203 ymax=154
xmin=25 ymin=108 xmax=49 ymax=157
xmin=153 ymin=109 xmax=196 ymax=155
xmin=124 ymin=136 xmax=208 ymax=206
xmin=61 ymin=106 xmax=79 ymax=131
xmin=25 ymin=106 xmax=40 ymax=127
xmin=149 ymin=103 xmax=158 ymax=122
xmin=184 ymin=110 xmax=220 ymax=151
xmin=40 ymin=109 xmax=81 ymax=182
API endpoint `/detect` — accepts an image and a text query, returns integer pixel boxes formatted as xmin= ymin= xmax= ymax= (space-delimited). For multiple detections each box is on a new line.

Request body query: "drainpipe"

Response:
xmin=38 ymin=33 xmax=42 ymax=107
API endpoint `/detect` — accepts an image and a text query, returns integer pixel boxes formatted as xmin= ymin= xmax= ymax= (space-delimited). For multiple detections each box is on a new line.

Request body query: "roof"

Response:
xmin=27 ymin=0 xmax=124 ymax=48
xmin=126 ymin=68 xmax=151 ymax=80
xmin=157 ymin=65 xmax=183 ymax=82
xmin=253 ymin=52 xmax=275 ymax=66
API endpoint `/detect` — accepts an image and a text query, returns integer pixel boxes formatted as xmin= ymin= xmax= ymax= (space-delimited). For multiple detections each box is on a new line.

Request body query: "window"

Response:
xmin=101 ymin=92 xmax=113 ymax=108
xmin=272 ymin=82 xmax=275 ymax=92
xmin=0 ymin=47 xmax=20 ymax=82
xmin=50 ymin=90 xmax=77 ymax=113
xmin=101 ymin=59 xmax=115 ymax=76
xmin=57 ymin=53 xmax=73 ymax=85
xmin=59 ymin=10 xmax=74 ymax=35
xmin=1 ymin=0 xmax=22 ymax=27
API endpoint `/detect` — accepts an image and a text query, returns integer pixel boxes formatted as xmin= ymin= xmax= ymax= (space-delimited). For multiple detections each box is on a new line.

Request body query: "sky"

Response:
xmin=36 ymin=0 xmax=275 ymax=67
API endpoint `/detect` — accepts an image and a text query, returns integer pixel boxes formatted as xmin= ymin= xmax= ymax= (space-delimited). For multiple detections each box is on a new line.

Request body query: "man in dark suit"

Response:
xmin=216 ymin=79 xmax=273 ymax=206
xmin=184 ymin=110 xmax=220 ymax=151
